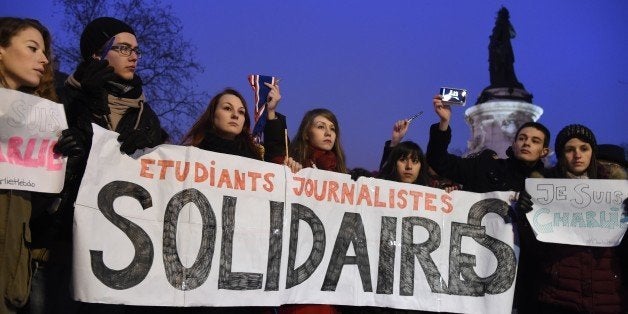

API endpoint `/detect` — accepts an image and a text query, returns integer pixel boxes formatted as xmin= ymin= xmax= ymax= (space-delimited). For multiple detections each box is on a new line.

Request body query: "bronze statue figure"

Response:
xmin=477 ymin=7 xmax=532 ymax=104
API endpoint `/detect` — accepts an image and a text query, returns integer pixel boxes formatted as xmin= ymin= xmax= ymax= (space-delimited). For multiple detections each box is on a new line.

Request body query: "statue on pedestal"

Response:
xmin=476 ymin=7 xmax=533 ymax=104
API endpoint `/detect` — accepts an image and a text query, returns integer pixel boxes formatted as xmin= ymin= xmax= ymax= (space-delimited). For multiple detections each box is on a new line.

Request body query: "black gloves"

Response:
xmin=54 ymin=128 xmax=87 ymax=158
xmin=54 ymin=128 xmax=90 ymax=189
xmin=515 ymin=190 xmax=534 ymax=214
xmin=118 ymin=129 xmax=157 ymax=155
xmin=79 ymin=59 xmax=116 ymax=115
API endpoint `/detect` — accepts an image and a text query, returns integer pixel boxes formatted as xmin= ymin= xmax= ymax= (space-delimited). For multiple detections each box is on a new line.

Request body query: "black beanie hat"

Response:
xmin=80 ymin=17 xmax=135 ymax=60
xmin=554 ymin=124 xmax=597 ymax=157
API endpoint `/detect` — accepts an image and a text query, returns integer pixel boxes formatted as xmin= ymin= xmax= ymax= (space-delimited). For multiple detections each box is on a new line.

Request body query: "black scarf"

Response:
xmin=197 ymin=131 xmax=261 ymax=160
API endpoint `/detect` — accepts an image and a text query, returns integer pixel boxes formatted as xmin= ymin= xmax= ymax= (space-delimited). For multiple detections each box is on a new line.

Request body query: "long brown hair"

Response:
xmin=290 ymin=108 xmax=347 ymax=173
xmin=0 ymin=17 xmax=57 ymax=101
xmin=181 ymin=88 xmax=260 ymax=155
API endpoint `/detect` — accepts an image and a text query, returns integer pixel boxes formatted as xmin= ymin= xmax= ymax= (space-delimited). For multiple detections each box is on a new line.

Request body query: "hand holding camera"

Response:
xmin=439 ymin=87 xmax=467 ymax=106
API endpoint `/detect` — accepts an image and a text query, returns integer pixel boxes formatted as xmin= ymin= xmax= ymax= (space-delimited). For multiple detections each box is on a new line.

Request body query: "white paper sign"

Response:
xmin=0 ymin=88 xmax=68 ymax=192
xmin=73 ymin=124 xmax=519 ymax=313
xmin=525 ymin=178 xmax=628 ymax=247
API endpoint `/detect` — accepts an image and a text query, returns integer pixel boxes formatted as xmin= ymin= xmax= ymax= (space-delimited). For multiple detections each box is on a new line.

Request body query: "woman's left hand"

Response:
xmin=284 ymin=157 xmax=303 ymax=173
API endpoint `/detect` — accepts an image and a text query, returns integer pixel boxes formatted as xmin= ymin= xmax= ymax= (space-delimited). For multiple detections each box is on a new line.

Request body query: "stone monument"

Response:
xmin=464 ymin=7 xmax=543 ymax=158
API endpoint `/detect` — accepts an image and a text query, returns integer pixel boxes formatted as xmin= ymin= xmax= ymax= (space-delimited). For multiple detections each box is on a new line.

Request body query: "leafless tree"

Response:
xmin=54 ymin=0 xmax=206 ymax=141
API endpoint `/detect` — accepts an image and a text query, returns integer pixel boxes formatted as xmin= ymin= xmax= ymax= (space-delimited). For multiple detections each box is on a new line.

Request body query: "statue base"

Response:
xmin=464 ymin=100 xmax=543 ymax=158
xmin=475 ymin=87 xmax=533 ymax=104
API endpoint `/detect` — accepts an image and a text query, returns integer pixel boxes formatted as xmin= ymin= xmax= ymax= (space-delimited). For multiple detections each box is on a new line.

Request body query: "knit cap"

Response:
xmin=554 ymin=124 xmax=597 ymax=156
xmin=80 ymin=17 xmax=135 ymax=60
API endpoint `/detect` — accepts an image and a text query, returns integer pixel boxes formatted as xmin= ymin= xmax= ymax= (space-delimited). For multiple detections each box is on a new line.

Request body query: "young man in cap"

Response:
xmin=37 ymin=17 xmax=167 ymax=313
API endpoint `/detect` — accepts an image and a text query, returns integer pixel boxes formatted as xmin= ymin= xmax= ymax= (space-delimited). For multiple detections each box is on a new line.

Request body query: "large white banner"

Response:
xmin=525 ymin=178 xmax=628 ymax=247
xmin=0 ymin=88 xmax=67 ymax=192
xmin=74 ymin=125 xmax=519 ymax=313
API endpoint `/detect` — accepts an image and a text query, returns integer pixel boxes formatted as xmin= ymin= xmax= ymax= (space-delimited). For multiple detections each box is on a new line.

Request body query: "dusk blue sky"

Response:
xmin=3 ymin=1 xmax=627 ymax=170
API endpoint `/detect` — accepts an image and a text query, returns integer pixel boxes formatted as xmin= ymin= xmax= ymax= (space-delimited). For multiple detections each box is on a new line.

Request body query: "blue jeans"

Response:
xmin=20 ymin=260 xmax=80 ymax=314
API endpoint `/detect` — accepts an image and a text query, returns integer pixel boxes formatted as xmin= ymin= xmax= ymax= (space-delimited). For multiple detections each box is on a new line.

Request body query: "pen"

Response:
xmin=406 ymin=111 xmax=423 ymax=123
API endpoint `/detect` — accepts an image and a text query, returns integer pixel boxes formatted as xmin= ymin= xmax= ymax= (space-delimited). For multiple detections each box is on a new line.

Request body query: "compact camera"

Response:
xmin=439 ymin=87 xmax=467 ymax=106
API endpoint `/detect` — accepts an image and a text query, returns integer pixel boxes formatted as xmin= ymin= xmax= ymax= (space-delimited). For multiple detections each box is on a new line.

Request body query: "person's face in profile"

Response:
xmin=99 ymin=32 xmax=139 ymax=81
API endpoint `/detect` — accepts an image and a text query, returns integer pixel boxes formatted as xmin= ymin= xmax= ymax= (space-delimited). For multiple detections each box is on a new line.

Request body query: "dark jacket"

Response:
xmin=0 ymin=190 xmax=32 ymax=311
xmin=426 ymin=123 xmax=545 ymax=313
xmin=520 ymin=167 xmax=627 ymax=313
xmin=262 ymin=113 xmax=289 ymax=163
xmin=197 ymin=132 xmax=261 ymax=160
xmin=426 ymin=123 xmax=545 ymax=193
xmin=34 ymin=77 xmax=167 ymax=248
xmin=195 ymin=113 xmax=287 ymax=162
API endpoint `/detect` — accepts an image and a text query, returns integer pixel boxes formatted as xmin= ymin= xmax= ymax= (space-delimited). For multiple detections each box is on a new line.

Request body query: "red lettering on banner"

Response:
xmin=328 ymin=181 xmax=340 ymax=203
xmin=425 ymin=193 xmax=437 ymax=211
xmin=293 ymin=177 xmax=305 ymax=195
xmin=175 ymin=161 xmax=190 ymax=181
xmin=233 ymin=170 xmax=246 ymax=190
xmin=46 ymin=141 xmax=63 ymax=170
xmin=357 ymin=184 xmax=372 ymax=206
xmin=140 ymin=159 xmax=155 ymax=178
xmin=263 ymin=173 xmax=274 ymax=192
xmin=441 ymin=194 xmax=453 ymax=213
xmin=304 ymin=179 xmax=314 ymax=197
xmin=158 ymin=160 xmax=175 ymax=179
xmin=248 ymin=172 xmax=261 ymax=191
xmin=195 ymin=162 xmax=208 ymax=182
xmin=409 ymin=191 xmax=423 ymax=211
xmin=341 ymin=183 xmax=355 ymax=204
xmin=397 ymin=189 xmax=408 ymax=209
xmin=373 ymin=186 xmax=386 ymax=207
xmin=209 ymin=161 xmax=216 ymax=186
xmin=217 ymin=169 xmax=233 ymax=189
xmin=1 ymin=136 xmax=62 ymax=171
xmin=7 ymin=137 xmax=24 ymax=164
xmin=314 ymin=180 xmax=327 ymax=201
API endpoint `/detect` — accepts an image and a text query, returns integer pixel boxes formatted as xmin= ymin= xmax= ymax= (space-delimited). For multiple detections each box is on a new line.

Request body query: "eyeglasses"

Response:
xmin=109 ymin=45 xmax=142 ymax=58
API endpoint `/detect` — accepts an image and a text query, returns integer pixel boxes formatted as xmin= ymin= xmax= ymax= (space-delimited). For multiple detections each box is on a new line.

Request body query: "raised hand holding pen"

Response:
xmin=391 ymin=119 xmax=410 ymax=147
xmin=391 ymin=111 xmax=422 ymax=147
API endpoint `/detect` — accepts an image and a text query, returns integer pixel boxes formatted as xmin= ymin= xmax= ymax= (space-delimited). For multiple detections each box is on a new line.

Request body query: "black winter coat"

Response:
xmin=46 ymin=81 xmax=167 ymax=243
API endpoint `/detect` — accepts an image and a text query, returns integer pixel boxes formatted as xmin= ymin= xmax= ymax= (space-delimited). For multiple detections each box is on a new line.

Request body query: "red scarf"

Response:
xmin=309 ymin=147 xmax=337 ymax=171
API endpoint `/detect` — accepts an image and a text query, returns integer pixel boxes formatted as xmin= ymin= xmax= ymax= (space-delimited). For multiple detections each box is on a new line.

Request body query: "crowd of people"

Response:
xmin=1 ymin=16 xmax=626 ymax=314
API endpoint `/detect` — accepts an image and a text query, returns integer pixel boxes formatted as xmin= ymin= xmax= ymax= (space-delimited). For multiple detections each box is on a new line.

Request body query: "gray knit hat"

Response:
xmin=80 ymin=17 xmax=135 ymax=60
xmin=554 ymin=124 xmax=597 ymax=156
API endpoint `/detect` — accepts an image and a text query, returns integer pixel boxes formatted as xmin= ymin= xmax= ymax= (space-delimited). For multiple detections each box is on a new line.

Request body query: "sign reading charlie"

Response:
xmin=73 ymin=125 xmax=518 ymax=313
xmin=0 ymin=88 xmax=67 ymax=192
xmin=525 ymin=178 xmax=628 ymax=247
